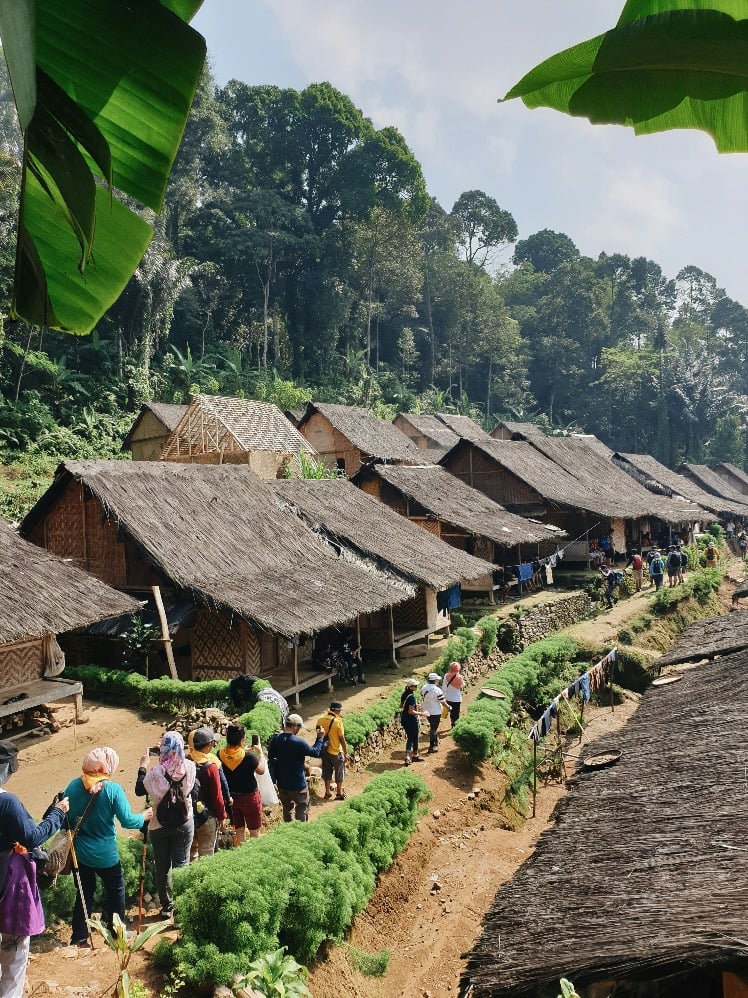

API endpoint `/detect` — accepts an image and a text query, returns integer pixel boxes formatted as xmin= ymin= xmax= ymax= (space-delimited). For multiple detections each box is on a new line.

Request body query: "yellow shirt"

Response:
xmin=317 ymin=713 xmax=344 ymax=755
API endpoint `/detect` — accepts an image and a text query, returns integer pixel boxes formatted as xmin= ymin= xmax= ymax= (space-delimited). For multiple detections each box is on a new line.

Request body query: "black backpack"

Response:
xmin=192 ymin=762 xmax=212 ymax=827
xmin=156 ymin=773 xmax=189 ymax=827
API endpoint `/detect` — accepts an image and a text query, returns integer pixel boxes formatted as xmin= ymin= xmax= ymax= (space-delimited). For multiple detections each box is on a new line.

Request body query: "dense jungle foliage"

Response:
xmin=0 ymin=61 xmax=746 ymax=520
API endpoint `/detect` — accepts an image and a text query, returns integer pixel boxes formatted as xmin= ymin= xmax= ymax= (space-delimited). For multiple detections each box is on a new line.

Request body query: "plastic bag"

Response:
xmin=256 ymin=765 xmax=279 ymax=806
xmin=0 ymin=849 xmax=45 ymax=936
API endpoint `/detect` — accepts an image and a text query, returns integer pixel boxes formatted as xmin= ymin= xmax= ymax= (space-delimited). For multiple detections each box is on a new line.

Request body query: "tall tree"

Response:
xmin=450 ymin=190 xmax=517 ymax=269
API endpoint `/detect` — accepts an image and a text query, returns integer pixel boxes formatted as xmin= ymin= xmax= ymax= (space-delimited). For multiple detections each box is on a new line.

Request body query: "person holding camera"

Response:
xmin=64 ymin=747 xmax=152 ymax=948
xmin=217 ymin=725 xmax=265 ymax=843
xmin=135 ymin=731 xmax=195 ymax=918
xmin=267 ymin=714 xmax=325 ymax=822
xmin=187 ymin=728 xmax=227 ymax=859
xmin=0 ymin=741 xmax=69 ymax=996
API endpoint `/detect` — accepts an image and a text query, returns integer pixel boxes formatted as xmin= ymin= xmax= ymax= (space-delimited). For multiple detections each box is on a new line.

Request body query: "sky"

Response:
xmin=193 ymin=1 xmax=748 ymax=305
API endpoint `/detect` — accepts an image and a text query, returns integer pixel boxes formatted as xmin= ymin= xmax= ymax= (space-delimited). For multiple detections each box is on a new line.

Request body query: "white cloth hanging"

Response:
xmin=42 ymin=632 xmax=65 ymax=678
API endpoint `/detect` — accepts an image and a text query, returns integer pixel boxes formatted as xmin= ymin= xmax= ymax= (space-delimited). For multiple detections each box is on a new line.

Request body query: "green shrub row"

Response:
xmin=452 ymin=636 xmax=581 ymax=762
xmin=652 ymin=566 xmax=722 ymax=611
xmin=63 ymin=665 xmax=233 ymax=713
xmin=157 ymin=770 xmax=431 ymax=986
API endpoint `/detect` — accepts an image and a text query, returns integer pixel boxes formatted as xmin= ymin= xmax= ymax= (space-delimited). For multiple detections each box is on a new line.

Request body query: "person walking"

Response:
xmin=400 ymin=679 xmax=426 ymax=766
xmin=649 ymin=549 xmax=664 ymax=591
xmin=187 ymin=728 xmax=227 ymax=859
xmin=627 ymin=550 xmax=643 ymax=592
xmin=705 ymin=538 xmax=720 ymax=568
xmin=218 ymin=725 xmax=265 ymax=843
xmin=421 ymin=673 xmax=446 ymax=753
xmin=316 ymin=702 xmax=348 ymax=801
xmin=135 ymin=731 xmax=194 ymax=918
xmin=64 ymin=747 xmax=152 ymax=948
xmin=441 ymin=662 xmax=465 ymax=728
xmin=0 ymin=741 xmax=69 ymax=996
xmin=267 ymin=714 xmax=324 ymax=821
xmin=599 ymin=564 xmax=617 ymax=608
xmin=666 ymin=546 xmax=681 ymax=588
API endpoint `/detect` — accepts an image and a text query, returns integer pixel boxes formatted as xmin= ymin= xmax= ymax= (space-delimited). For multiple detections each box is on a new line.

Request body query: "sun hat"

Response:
xmin=287 ymin=713 xmax=303 ymax=727
xmin=404 ymin=678 xmax=418 ymax=687
xmin=428 ymin=672 xmax=440 ymax=682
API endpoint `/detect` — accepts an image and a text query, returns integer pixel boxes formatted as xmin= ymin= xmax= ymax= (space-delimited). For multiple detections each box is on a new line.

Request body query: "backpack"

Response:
xmin=611 ymin=571 xmax=624 ymax=586
xmin=667 ymin=552 xmax=680 ymax=570
xmin=650 ymin=556 xmax=663 ymax=574
xmin=156 ymin=773 xmax=189 ymax=827
xmin=631 ymin=554 xmax=642 ymax=570
xmin=191 ymin=762 xmax=212 ymax=827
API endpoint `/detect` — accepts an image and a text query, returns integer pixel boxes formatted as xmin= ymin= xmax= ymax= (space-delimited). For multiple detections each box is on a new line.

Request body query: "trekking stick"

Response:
xmin=136 ymin=822 xmax=149 ymax=934
xmin=67 ymin=826 xmax=95 ymax=949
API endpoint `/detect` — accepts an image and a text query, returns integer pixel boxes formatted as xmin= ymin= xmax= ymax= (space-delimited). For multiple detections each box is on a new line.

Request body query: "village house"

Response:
xmin=614 ymin=452 xmax=748 ymax=520
xmin=158 ymin=393 xmax=315 ymax=478
xmin=392 ymin=412 xmax=460 ymax=457
xmin=712 ymin=461 xmax=748 ymax=497
xmin=20 ymin=461 xmax=416 ymax=703
xmin=461 ymin=647 xmax=748 ymax=998
xmin=679 ymin=462 xmax=748 ymax=513
xmin=272 ymin=478 xmax=496 ymax=658
xmin=0 ymin=518 xmax=139 ymax=731
xmin=122 ymin=401 xmax=188 ymax=461
xmin=440 ymin=435 xmax=702 ymax=563
xmin=296 ymin=401 xmax=423 ymax=477
xmin=353 ymin=462 xmax=564 ymax=601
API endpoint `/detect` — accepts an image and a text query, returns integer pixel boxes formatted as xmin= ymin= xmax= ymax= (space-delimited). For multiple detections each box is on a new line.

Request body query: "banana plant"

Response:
xmin=88 ymin=912 xmax=173 ymax=998
xmin=0 ymin=1 xmax=206 ymax=334
xmin=504 ymin=1 xmax=748 ymax=152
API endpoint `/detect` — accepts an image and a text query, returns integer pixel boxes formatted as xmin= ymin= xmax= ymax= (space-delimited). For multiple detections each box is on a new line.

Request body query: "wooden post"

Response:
xmin=532 ymin=740 xmax=537 ymax=817
xmin=292 ymin=642 xmax=300 ymax=707
xmin=610 ymin=657 xmax=615 ymax=713
xmin=152 ymin=585 xmax=178 ymax=680
xmin=389 ymin=606 xmax=397 ymax=669
xmin=556 ymin=708 xmax=566 ymax=782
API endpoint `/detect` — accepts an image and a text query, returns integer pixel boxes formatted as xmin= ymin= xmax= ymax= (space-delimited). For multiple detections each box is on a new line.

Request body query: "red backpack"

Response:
xmin=632 ymin=554 xmax=642 ymax=569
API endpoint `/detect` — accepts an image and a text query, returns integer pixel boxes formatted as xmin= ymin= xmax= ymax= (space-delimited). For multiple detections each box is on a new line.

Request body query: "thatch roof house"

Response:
xmin=122 ymin=401 xmax=188 ymax=461
xmin=392 ymin=412 xmax=460 ymax=456
xmin=273 ymin=478 xmax=495 ymax=656
xmin=713 ymin=462 xmax=748 ymax=497
xmin=431 ymin=411 xmax=492 ymax=445
xmin=159 ymin=394 xmax=315 ymax=478
xmin=490 ymin=419 xmax=550 ymax=442
xmin=657 ymin=609 xmax=748 ymax=667
xmin=297 ymin=402 xmax=422 ymax=476
xmin=353 ymin=463 xmax=565 ymax=600
xmin=440 ymin=437 xmax=701 ymax=562
xmin=462 ymin=653 xmax=748 ymax=997
xmin=20 ymin=461 xmax=413 ymax=701
xmin=0 ymin=519 xmax=139 ymax=722
xmin=680 ymin=462 xmax=748 ymax=511
xmin=614 ymin=451 xmax=745 ymax=519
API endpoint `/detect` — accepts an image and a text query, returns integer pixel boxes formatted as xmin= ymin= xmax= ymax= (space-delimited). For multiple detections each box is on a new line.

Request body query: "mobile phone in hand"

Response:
xmin=148 ymin=746 xmax=160 ymax=756
xmin=251 ymin=734 xmax=260 ymax=746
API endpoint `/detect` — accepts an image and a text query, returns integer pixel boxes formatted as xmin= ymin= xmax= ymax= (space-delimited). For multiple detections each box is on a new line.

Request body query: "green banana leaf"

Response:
xmin=0 ymin=0 xmax=206 ymax=333
xmin=503 ymin=3 xmax=748 ymax=153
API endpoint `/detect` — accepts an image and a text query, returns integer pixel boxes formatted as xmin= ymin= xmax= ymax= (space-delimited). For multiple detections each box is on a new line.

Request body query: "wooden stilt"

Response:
xmin=532 ymin=739 xmax=537 ymax=817
xmin=152 ymin=585 xmax=178 ymax=680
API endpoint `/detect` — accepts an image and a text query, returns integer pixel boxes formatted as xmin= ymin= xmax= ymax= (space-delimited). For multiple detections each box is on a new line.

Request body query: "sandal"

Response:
xmin=335 ymin=793 xmax=347 ymax=801
xmin=323 ymin=793 xmax=334 ymax=800
xmin=411 ymin=755 xmax=426 ymax=762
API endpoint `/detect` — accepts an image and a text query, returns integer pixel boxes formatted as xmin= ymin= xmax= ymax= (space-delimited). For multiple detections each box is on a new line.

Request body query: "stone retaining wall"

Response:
xmin=515 ymin=592 xmax=594 ymax=647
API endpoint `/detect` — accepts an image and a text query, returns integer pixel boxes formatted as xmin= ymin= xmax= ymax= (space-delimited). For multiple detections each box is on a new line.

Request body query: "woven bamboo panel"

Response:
xmin=0 ymin=640 xmax=42 ymax=689
xmin=473 ymin=535 xmax=493 ymax=561
xmin=358 ymin=477 xmax=380 ymax=499
xmin=414 ymin=517 xmax=441 ymax=537
xmin=86 ymin=504 xmax=127 ymax=587
xmin=193 ymin=608 xmax=243 ymax=675
xmin=393 ymin=592 xmax=427 ymax=632
xmin=277 ymin=640 xmax=293 ymax=673
xmin=45 ymin=481 xmax=85 ymax=559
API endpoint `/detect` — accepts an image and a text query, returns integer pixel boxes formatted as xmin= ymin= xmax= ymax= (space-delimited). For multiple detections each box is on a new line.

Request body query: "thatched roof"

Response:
xmin=360 ymin=464 xmax=565 ymax=548
xmin=272 ymin=478 xmax=495 ymax=587
xmin=395 ymin=413 xmax=460 ymax=452
xmin=525 ymin=436 xmax=703 ymax=524
xmin=21 ymin=462 xmax=413 ymax=638
xmin=163 ymin=394 xmax=314 ymax=457
xmin=462 ymin=653 xmax=748 ymax=996
xmin=616 ymin=452 xmax=744 ymax=517
xmin=714 ymin=461 xmax=748 ymax=494
xmin=433 ymin=412 xmax=492 ymax=444
xmin=657 ymin=609 xmax=748 ymax=666
xmin=491 ymin=420 xmax=549 ymax=441
xmin=0 ymin=519 xmax=140 ymax=645
xmin=680 ymin=462 xmax=748 ymax=508
xmin=302 ymin=402 xmax=421 ymax=462
xmin=122 ymin=401 xmax=188 ymax=449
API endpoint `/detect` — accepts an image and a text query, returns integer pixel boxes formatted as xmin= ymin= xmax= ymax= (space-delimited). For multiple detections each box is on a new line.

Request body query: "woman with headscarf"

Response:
xmin=135 ymin=731 xmax=195 ymax=917
xmin=0 ymin=740 xmax=69 ymax=996
xmin=441 ymin=661 xmax=465 ymax=728
xmin=64 ymin=747 xmax=152 ymax=947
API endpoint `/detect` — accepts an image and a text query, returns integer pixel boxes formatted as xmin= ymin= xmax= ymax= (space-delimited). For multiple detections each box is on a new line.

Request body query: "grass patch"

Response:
xmin=346 ymin=944 xmax=391 ymax=977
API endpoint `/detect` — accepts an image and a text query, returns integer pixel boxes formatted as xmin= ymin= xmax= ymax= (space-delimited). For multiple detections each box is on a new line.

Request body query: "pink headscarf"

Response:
xmin=81 ymin=746 xmax=120 ymax=793
xmin=444 ymin=661 xmax=465 ymax=690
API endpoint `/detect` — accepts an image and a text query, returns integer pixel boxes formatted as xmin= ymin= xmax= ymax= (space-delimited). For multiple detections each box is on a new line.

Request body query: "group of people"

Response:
xmin=399 ymin=663 xmax=464 ymax=766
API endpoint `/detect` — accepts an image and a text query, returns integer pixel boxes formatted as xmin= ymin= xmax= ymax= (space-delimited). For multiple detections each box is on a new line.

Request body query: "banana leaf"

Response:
xmin=503 ymin=3 xmax=748 ymax=153
xmin=0 ymin=0 xmax=206 ymax=333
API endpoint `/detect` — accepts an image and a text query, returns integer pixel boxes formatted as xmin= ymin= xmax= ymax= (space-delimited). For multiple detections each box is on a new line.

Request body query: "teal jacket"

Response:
xmin=64 ymin=777 xmax=145 ymax=869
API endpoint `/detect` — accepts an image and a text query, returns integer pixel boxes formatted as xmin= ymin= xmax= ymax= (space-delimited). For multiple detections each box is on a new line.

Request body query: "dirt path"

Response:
xmin=18 ymin=562 xmax=743 ymax=996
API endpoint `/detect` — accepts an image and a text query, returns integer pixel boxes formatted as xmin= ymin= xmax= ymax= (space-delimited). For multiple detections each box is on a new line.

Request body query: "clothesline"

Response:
xmin=528 ymin=647 xmax=617 ymax=743
xmin=511 ymin=520 xmax=604 ymax=574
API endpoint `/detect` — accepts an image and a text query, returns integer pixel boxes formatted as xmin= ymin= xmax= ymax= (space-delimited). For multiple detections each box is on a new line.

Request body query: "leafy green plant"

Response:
xmin=478 ymin=617 xmax=498 ymax=657
xmin=558 ymin=979 xmax=581 ymax=998
xmin=346 ymin=943 xmax=391 ymax=977
xmin=88 ymin=912 xmax=171 ymax=998
xmin=122 ymin=614 xmax=159 ymax=675
xmin=64 ymin=665 xmax=233 ymax=713
xmin=235 ymin=947 xmax=312 ymax=997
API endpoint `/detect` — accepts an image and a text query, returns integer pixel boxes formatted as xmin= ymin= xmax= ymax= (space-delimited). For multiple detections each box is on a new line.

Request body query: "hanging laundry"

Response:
xmin=579 ymin=673 xmax=591 ymax=702
xmin=437 ymin=583 xmax=462 ymax=611
xmin=545 ymin=563 xmax=554 ymax=584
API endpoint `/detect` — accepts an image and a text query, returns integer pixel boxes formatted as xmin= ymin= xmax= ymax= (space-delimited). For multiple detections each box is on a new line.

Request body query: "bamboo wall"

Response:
xmin=192 ymin=607 xmax=263 ymax=679
xmin=392 ymin=415 xmax=429 ymax=450
xmin=0 ymin=638 xmax=43 ymax=692
xmin=128 ymin=411 xmax=172 ymax=461
xmin=299 ymin=412 xmax=362 ymax=476
xmin=443 ymin=445 xmax=539 ymax=507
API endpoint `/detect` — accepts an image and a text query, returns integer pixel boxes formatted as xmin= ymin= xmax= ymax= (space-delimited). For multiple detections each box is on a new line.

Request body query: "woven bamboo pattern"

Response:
xmin=45 ymin=481 xmax=85 ymax=559
xmin=193 ymin=608 xmax=242 ymax=672
xmin=393 ymin=593 xmax=427 ymax=632
xmin=0 ymin=640 xmax=42 ymax=689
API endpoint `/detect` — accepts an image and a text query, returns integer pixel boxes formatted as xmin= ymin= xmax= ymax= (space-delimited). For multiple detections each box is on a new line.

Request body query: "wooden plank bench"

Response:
xmin=0 ymin=677 xmax=83 ymax=736
xmin=280 ymin=670 xmax=334 ymax=707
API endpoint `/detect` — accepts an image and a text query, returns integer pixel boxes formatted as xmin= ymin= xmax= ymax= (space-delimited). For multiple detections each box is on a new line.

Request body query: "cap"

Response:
xmin=329 ymin=701 xmax=343 ymax=712
xmin=428 ymin=672 xmax=440 ymax=682
xmin=192 ymin=727 xmax=217 ymax=749
xmin=0 ymin=740 xmax=19 ymax=773
xmin=287 ymin=713 xmax=303 ymax=727
xmin=404 ymin=678 xmax=418 ymax=687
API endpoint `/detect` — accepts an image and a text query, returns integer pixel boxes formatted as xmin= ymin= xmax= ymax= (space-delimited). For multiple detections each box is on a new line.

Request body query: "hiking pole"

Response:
xmin=137 ymin=820 xmax=149 ymax=934
xmin=67 ymin=822 xmax=95 ymax=950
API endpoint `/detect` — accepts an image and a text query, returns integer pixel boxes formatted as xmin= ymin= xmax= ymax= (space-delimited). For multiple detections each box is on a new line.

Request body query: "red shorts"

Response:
xmin=231 ymin=790 xmax=262 ymax=831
